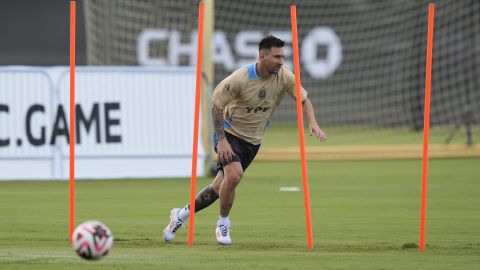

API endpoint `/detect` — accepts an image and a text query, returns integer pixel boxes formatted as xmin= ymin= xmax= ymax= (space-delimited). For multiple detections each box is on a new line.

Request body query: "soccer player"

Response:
xmin=163 ymin=35 xmax=327 ymax=245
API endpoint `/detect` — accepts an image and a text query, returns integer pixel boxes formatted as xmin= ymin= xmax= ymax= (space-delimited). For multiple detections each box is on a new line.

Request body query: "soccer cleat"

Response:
xmin=162 ymin=208 xmax=183 ymax=243
xmin=215 ymin=224 xmax=232 ymax=245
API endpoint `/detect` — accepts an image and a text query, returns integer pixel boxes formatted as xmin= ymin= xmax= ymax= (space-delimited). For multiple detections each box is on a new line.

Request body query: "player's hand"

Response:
xmin=309 ymin=122 xmax=327 ymax=143
xmin=217 ymin=137 xmax=235 ymax=164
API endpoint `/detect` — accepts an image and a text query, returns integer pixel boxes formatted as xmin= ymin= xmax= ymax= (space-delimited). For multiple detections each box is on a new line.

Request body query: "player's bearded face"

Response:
xmin=263 ymin=47 xmax=285 ymax=74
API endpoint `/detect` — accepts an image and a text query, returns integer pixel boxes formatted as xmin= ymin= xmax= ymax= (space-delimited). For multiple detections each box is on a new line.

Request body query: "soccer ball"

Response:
xmin=72 ymin=220 xmax=113 ymax=260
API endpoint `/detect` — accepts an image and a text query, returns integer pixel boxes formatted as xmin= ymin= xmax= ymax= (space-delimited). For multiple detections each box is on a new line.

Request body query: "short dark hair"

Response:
xmin=259 ymin=35 xmax=285 ymax=51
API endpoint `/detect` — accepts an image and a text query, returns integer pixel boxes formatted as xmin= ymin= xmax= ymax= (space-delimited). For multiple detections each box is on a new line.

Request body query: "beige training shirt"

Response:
xmin=212 ymin=63 xmax=307 ymax=145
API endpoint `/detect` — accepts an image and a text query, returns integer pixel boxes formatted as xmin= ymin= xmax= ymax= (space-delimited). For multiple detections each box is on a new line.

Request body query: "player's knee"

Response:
xmin=229 ymin=166 xmax=243 ymax=182
xmin=231 ymin=170 xmax=243 ymax=184
xmin=223 ymin=163 xmax=243 ymax=187
xmin=225 ymin=169 xmax=243 ymax=187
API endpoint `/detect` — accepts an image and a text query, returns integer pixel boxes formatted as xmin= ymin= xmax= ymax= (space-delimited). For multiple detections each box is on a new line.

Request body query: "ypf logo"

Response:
xmin=246 ymin=106 xmax=270 ymax=113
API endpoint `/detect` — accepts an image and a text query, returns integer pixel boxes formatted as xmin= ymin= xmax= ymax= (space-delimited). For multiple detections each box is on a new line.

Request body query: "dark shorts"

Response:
xmin=214 ymin=132 xmax=260 ymax=172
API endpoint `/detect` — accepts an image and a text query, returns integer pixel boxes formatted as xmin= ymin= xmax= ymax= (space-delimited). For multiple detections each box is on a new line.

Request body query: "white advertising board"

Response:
xmin=0 ymin=66 xmax=204 ymax=180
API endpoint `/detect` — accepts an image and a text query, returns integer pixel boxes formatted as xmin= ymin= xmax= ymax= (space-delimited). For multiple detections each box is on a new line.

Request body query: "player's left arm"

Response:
xmin=302 ymin=98 xmax=328 ymax=142
xmin=283 ymin=67 xmax=327 ymax=142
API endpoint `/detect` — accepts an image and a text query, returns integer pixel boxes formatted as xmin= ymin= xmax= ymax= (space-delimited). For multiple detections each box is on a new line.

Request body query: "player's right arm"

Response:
xmin=212 ymin=72 xmax=241 ymax=164
xmin=212 ymin=104 xmax=234 ymax=163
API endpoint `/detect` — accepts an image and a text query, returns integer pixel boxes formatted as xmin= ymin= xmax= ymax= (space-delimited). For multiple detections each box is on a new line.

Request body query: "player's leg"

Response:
xmin=216 ymin=161 xmax=243 ymax=245
xmin=210 ymin=169 xmax=224 ymax=193
xmin=163 ymin=170 xmax=223 ymax=243
xmin=178 ymin=170 xmax=223 ymax=220
xmin=219 ymin=162 xmax=243 ymax=217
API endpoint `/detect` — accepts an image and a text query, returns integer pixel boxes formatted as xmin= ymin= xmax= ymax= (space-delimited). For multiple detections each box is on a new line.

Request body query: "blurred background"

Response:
xmin=0 ymin=0 xmax=86 ymax=65
xmin=1 ymin=0 xmax=479 ymax=180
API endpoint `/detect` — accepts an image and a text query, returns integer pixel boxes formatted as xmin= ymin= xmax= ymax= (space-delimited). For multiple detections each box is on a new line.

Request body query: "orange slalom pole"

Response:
xmin=188 ymin=1 xmax=205 ymax=246
xmin=69 ymin=0 xmax=76 ymax=242
xmin=291 ymin=5 xmax=314 ymax=249
xmin=419 ymin=3 xmax=435 ymax=252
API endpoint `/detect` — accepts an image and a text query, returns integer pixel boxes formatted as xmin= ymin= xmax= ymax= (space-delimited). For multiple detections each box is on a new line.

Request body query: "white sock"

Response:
xmin=178 ymin=205 xmax=190 ymax=222
xmin=217 ymin=216 xmax=230 ymax=226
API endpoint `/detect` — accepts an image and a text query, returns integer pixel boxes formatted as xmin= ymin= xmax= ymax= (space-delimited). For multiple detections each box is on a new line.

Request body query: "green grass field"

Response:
xmin=262 ymin=124 xmax=478 ymax=147
xmin=1 ymin=158 xmax=479 ymax=269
